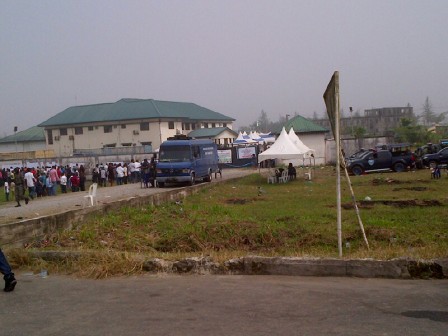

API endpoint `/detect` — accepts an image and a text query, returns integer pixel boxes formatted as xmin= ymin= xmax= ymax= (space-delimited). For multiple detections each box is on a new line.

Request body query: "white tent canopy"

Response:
xmin=288 ymin=128 xmax=315 ymax=158
xmin=233 ymin=131 xmax=257 ymax=145
xmin=258 ymin=127 xmax=304 ymax=163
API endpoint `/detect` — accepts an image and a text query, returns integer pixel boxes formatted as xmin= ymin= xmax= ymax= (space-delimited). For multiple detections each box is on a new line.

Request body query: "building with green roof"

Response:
xmin=0 ymin=126 xmax=46 ymax=153
xmin=38 ymin=98 xmax=235 ymax=156
xmin=188 ymin=127 xmax=237 ymax=147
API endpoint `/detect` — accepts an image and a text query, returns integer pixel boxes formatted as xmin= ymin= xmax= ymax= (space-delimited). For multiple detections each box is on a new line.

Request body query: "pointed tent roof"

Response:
xmin=288 ymin=127 xmax=315 ymax=157
xmin=258 ymin=127 xmax=304 ymax=163
xmin=233 ymin=132 xmax=256 ymax=144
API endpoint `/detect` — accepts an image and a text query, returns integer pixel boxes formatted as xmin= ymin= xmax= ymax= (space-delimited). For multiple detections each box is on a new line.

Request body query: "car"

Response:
xmin=415 ymin=140 xmax=448 ymax=168
xmin=347 ymin=147 xmax=415 ymax=176
xmin=422 ymin=147 xmax=448 ymax=168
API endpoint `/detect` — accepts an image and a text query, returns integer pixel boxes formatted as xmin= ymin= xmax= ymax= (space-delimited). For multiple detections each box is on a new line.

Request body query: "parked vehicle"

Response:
xmin=347 ymin=144 xmax=415 ymax=175
xmin=415 ymin=140 xmax=448 ymax=168
xmin=156 ymin=138 xmax=219 ymax=187
xmin=422 ymin=147 xmax=448 ymax=168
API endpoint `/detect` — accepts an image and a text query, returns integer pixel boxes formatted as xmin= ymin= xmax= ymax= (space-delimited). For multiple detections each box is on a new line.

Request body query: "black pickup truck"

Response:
xmin=346 ymin=145 xmax=415 ymax=176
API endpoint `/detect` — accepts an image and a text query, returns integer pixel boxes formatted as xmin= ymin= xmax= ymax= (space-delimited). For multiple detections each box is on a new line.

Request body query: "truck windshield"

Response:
xmin=159 ymin=146 xmax=192 ymax=162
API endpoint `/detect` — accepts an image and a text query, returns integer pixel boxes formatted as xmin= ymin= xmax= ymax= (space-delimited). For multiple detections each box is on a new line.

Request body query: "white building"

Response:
xmin=38 ymin=98 xmax=235 ymax=157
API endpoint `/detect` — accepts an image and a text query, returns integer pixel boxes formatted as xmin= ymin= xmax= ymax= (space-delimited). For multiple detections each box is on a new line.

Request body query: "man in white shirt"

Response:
xmin=128 ymin=160 xmax=136 ymax=183
xmin=24 ymin=168 xmax=36 ymax=199
xmin=134 ymin=160 xmax=141 ymax=184
xmin=116 ymin=163 xmax=125 ymax=185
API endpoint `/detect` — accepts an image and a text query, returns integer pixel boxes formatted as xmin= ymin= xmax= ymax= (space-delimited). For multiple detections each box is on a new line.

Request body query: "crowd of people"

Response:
xmin=0 ymin=156 xmax=158 ymax=206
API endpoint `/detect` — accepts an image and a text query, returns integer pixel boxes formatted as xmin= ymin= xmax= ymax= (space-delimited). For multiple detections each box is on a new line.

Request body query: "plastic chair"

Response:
xmin=278 ymin=170 xmax=289 ymax=183
xmin=267 ymin=175 xmax=276 ymax=184
xmin=83 ymin=183 xmax=98 ymax=207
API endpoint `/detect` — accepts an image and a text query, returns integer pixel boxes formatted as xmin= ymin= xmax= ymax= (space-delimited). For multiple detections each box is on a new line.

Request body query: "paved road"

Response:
xmin=1 ymin=274 xmax=447 ymax=336
xmin=0 ymin=168 xmax=255 ymax=225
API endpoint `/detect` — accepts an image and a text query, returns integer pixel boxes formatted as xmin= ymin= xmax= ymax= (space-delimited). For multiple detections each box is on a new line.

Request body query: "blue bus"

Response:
xmin=156 ymin=139 xmax=219 ymax=187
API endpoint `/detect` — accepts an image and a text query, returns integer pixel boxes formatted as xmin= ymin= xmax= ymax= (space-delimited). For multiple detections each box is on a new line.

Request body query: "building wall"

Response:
xmin=300 ymin=133 xmax=326 ymax=165
xmin=46 ymin=120 xmax=234 ymax=156
xmin=313 ymin=106 xmax=414 ymax=137
xmin=0 ymin=141 xmax=47 ymax=153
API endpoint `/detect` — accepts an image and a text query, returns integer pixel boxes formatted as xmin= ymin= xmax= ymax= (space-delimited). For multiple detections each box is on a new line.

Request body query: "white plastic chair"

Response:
xmin=83 ymin=183 xmax=98 ymax=207
xmin=267 ymin=175 xmax=276 ymax=184
xmin=278 ymin=170 xmax=289 ymax=183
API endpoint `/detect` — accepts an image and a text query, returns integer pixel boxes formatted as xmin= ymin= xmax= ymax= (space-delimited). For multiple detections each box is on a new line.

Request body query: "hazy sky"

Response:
xmin=1 ymin=0 xmax=448 ymax=136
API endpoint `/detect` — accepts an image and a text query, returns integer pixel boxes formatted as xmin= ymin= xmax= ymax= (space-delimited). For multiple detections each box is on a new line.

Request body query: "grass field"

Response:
xmin=8 ymin=166 xmax=448 ymax=277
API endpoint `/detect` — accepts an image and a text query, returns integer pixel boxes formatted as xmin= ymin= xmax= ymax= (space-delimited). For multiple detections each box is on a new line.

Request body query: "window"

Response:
xmin=185 ymin=123 xmax=190 ymax=130
xmin=203 ymin=123 xmax=209 ymax=128
xmin=121 ymin=142 xmax=132 ymax=147
xmin=192 ymin=123 xmax=196 ymax=130
xmin=104 ymin=125 xmax=112 ymax=133
xmin=75 ymin=127 xmax=83 ymax=135
xmin=140 ymin=122 xmax=149 ymax=131
xmin=212 ymin=123 xmax=216 ymax=128
xmin=47 ymin=130 xmax=53 ymax=145
xmin=121 ymin=124 xmax=126 ymax=129
xmin=60 ymin=128 xmax=67 ymax=136
xmin=141 ymin=141 xmax=152 ymax=146
xmin=104 ymin=143 xmax=116 ymax=147
xmin=88 ymin=126 xmax=94 ymax=131
xmin=168 ymin=121 xmax=175 ymax=129
xmin=223 ymin=123 xmax=227 ymax=127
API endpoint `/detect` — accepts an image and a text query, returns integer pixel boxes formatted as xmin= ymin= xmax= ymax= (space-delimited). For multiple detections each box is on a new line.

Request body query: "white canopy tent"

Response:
xmin=288 ymin=128 xmax=315 ymax=158
xmin=257 ymin=127 xmax=304 ymax=163
xmin=233 ymin=132 xmax=257 ymax=145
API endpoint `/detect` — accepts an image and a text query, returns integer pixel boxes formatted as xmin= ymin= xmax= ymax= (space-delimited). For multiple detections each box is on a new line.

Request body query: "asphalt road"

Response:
xmin=1 ymin=274 xmax=447 ymax=336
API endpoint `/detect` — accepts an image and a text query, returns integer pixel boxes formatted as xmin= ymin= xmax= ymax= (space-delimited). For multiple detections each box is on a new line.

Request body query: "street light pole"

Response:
xmin=14 ymin=126 xmax=18 ymax=159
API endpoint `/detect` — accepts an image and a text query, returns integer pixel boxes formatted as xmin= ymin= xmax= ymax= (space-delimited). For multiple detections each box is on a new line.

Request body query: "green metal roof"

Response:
xmin=0 ymin=126 xmax=45 ymax=143
xmin=38 ymin=98 xmax=235 ymax=127
xmin=273 ymin=115 xmax=328 ymax=134
xmin=188 ymin=127 xmax=237 ymax=138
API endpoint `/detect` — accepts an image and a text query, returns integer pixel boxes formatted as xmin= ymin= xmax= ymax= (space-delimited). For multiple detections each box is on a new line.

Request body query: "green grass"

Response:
xmin=10 ymin=167 xmax=448 ymax=277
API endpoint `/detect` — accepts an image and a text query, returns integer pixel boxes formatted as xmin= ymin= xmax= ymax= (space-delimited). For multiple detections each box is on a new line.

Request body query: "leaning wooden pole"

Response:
xmin=340 ymin=153 xmax=370 ymax=249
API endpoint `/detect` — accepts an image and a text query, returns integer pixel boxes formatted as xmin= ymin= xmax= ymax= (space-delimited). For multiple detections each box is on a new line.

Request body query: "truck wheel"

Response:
xmin=393 ymin=162 xmax=405 ymax=172
xmin=204 ymin=171 xmax=212 ymax=182
xmin=351 ymin=166 xmax=363 ymax=176
xmin=158 ymin=182 xmax=165 ymax=188
xmin=188 ymin=174 xmax=196 ymax=186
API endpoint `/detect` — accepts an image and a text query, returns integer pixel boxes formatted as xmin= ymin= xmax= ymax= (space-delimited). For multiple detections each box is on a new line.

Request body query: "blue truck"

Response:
xmin=156 ymin=138 xmax=219 ymax=187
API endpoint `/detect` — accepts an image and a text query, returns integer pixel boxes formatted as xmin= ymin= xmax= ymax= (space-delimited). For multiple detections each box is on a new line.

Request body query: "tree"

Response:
xmin=422 ymin=97 xmax=437 ymax=126
xmin=394 ymin=118 xmax=428 ymax=144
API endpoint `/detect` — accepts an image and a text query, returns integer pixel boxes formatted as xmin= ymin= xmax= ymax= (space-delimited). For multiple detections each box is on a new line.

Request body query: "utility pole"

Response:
xmin=14 ymin=126 xmax=18 ymax=159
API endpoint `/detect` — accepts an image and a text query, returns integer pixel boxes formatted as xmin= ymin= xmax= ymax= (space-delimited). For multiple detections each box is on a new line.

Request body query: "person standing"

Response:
xmin=99 ymin=165 xmax=107 ymax=187
xmin=0 ymin=248 xmax=17 ymax=292
xmin=128 ymin=159 xmax=136 ymax=183
xmin=116 ymin=163 xmax=124 ymax=185
xmin=60 ymin=173 xmax=68 ymax=193
xmin=48 ymin=166 xmax=59 ymax=196
xmin=107 ymin=163 xmax=115 ymax=187
xmin=24 ymin=168 xmax=36 ymax=199
xmin=4 ymin=181 xmax=10 ymax=201
xmin=79 ymin=165 xmax=86 ymax=191
xmin=13 ymin=168 xmax=29 ymax=207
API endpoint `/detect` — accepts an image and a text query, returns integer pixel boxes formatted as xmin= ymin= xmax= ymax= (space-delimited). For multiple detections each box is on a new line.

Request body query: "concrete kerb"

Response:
xmin=23 ymin=252 xmax=448 ymax=279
